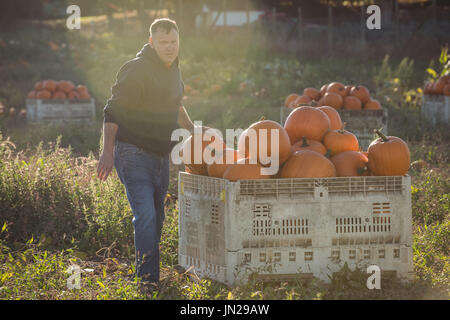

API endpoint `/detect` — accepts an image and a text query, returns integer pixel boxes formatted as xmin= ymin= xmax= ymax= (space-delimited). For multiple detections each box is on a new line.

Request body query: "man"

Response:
xmin=96 ymin=18 xmax=196 ymax=288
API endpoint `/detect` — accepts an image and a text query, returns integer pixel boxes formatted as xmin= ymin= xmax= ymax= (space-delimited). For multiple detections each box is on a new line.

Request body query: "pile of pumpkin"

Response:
xmin=27 ymin=80 xmax=91 ymax=100
xmin=182 ymin=106 xmax=410 ymax=181
xmin=0 ymin=101 xmax=26 ymax=119
xmin=284 ymin=82 xmax=383 ymax=110
xmin=423 ymin=75 xmax=450 ymax=96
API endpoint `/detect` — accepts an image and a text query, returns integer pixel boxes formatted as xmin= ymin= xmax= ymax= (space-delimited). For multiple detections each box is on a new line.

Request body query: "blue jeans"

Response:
xmin=114 ymin=140 xmax=169 ymax=283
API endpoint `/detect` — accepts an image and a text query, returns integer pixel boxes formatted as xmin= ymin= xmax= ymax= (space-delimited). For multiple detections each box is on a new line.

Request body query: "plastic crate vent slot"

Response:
xmin=184 ymin=198 xmax=191 ymax=217
xmin=372 ymin=202 xmax=391 ymax=214
xmin=289 ymin=252 xmax=296 ymax=261
xmin=331 ymin=249 xmax=340 ymax=260
xmin=211 ymin=203 xmax=220 ymax=225
xmin=304 ymin=251 xmax=313 ymax=261
xmin=186 ymin=222 xmax=198 ymax=245
xmin=335 ymin=215 xmax=391 ymax=234
xmin=252 ymin=203 xmax=311 ymax=238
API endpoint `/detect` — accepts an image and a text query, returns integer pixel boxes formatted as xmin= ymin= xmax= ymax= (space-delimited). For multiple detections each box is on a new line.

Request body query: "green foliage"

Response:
xmin=0 ymin=16 xmax=449 ymax=300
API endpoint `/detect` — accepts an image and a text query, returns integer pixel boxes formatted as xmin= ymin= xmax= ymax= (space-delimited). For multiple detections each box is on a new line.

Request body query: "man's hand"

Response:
xmin=97 ymin=150 xmax=114 ymax=182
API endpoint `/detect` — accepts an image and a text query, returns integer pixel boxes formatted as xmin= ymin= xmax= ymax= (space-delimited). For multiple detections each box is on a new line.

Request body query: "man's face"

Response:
xmin=149 ymin=28 xmax=179 ymax=67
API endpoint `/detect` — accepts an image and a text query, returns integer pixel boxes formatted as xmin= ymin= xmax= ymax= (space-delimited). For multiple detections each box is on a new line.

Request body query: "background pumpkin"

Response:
xmin=349 ymin=85 xmax=370 ymax=104
xmin=52 ymin=91 xmax=67 ymax=100
xmin=326 ymin=82 xmax=346 ymax=97
xmin=303 ymin=88 xmax=320 ymax=101
xmin=364 ymin=99 xmax=383 ymax=110
xmin=284 ymin=93 xmax=300 ymax=108
xmin=319 ymin=92 xmax=343 ymax=109
xmin=27 ymin=91 xmax=36 ymax=99
xmin=42 ymin=80 xmax=57 ymax=92
xmin=36 ymin=89 xmax=52 ymax=100
xmin=343 ymin=96 xmax=362 ymax=110
xmin=68 ymin=91 xmax=80 ymax=100
xmin=443 ymin=84 xmax=450 ymax=96
xmin=289 ymin=95 xmax=312 ymax=108
xmin=34 ymin=81 xmax=44 ymax=91
xmin=58 ymin=80 xmax=75 ymax=93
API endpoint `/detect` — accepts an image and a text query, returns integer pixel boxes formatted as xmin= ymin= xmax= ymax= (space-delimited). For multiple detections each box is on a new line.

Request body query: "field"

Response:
xmin=0 ymin=13 xmax=449 ymax=300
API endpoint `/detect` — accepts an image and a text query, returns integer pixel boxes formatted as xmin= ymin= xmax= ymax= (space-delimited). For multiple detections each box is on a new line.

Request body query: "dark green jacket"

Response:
xmin=104 ymin=44 xmax=184 ymax=156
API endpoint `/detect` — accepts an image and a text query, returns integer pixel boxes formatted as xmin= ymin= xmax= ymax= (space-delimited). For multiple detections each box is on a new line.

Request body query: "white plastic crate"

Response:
xmin=280 ymin=107 xmax=388 ymax=151
xmin=178 ymin=172 xmax=413 ymax=286
xmin=26 ymin=98 xmax=96 ymax=123
xmin=421 ymin=95 xmax=450 ymax=125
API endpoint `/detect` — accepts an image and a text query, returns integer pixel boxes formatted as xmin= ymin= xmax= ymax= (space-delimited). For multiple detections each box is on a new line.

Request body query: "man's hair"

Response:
xmin=149 ymin=18 xmax=178 ymax=37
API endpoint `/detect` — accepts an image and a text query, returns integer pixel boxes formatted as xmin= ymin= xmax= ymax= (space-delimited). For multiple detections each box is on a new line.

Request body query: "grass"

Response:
xmin=0 ymin=15 xmax=449 ymax=300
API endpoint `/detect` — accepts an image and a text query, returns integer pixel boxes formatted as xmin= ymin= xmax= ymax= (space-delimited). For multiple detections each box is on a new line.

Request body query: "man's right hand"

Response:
xmin=97 ymin=151 xmax=114 ymax=182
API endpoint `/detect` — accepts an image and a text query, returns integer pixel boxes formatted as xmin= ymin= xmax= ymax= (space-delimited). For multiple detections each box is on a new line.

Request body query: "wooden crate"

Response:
xmin=26 ymin=99 xmax=96 ymax=123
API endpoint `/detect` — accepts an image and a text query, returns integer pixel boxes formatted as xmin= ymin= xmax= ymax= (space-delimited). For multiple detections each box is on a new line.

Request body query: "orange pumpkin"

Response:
xmin=303 ymin=88 xmax=321 ymax=101
xmin=284 ymin=93 xmax=300 ymax=108
xmin=36 ymin=90 xmax=52 ymax=100
xmin=326 ymin=82 xmax=346 ymax=97
xmin=79 ymin=92 xmax=91 ymax=100
xmin=68 ymin=91 xmax=80 ymax=100
xmin=367 ymin=129 xmax=410 ymax=176
xmin=320 ymin=84 xmax=328 ymax=97
xmin=207 ymin=148 xmax=239 ymax=178
xmin=317 ymin=106 xmax=342 ymax=130
xmin=364 ymin=99 xmax=383 ymax=110
xmin=42 ymin=80 xmax=58 ymax=92
xmin=289 ymin=94 xmax=312 ymax=108
xmin=423 ymin=82 xmax=432 ymax=94
xmin=291 ymin=136 xmax=327 ymax=155
xmin=280 ymin=150 xmax=336 ymax=178
xmin=238 ymin=119 xmax=292 ymax=167
xmin=223 ymin=157 xmax=273 ymax=181
xmin=330 ymin=151 xmax=368 ymax=176
xmin=181 ymin=130 xmax=226 ymax=176
xmin=443 ymin=84 xmax=450 ymax=96
xmin=76 ymin=84 xmax=89 ymax=95
xmin=432 ymin=77 xmax=448 ymax=95
xmin=343 ymin=96 xmax=362 ymax=110
xmin=319 ymin=92 xmax=343 ymax=109
xmin=323 ymin=129 xmax=359 ymax=156
xmin=344 ymin=85 xmax=352 ymax=96
xmin=349 ymin=85 xmax=370 ymax=104
xmin=34 ymin=81 xmax=44 ymax=91
xmin=27 ymin=91 xmax=37 ymax=99
xmin=58 ymin=80 xmax=75 ymax=93
xmin=284 ymin=106 xmax=331 ymax=144
xmin=52 ymin=91 xmax=67 ymax=100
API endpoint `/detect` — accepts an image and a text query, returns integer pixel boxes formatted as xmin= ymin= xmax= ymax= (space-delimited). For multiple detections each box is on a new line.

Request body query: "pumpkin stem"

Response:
xmin=342 ymin=122 xmax=346 ymax=131
xmin=374 ymin=128 xmax=389 ymax=142
xmin=324 ymin=149 xmax=332 ymax=158
xmin=357 ymin=166 xmax=367 ymax=176
xmin=301 ymin=136 xmax=310 ymax=147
